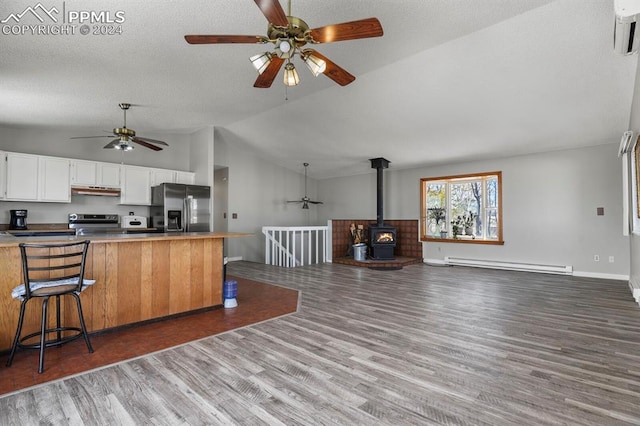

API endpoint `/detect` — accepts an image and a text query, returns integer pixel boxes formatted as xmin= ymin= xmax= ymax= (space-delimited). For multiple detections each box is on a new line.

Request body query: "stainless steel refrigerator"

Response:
xmin=150 ymin=183 xmax=211 ymax=232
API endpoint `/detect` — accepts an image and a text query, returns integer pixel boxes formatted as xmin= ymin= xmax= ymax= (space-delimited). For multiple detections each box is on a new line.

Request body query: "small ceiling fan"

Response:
xmin=71 ymin=103 xmax=169 ymax=151
xmin=184 ymin=0 xmax=383 ymax=88
xmin=288 ymin=162 xmax=323 ymax=209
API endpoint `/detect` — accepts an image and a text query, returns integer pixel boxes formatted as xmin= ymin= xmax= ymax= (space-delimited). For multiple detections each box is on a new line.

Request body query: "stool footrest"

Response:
xmin=17 ymin=327 xmax=89 ymax=350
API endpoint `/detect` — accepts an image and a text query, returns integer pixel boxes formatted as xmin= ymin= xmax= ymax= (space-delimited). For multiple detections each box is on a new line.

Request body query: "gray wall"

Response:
xmin=214 ymin=128 xmax=322 ymax=263
xmin=1 ymin=123 xmax=632 ymax=281
xmin=317 ymin=144 xmax=629 ymax=279
xmin=0 ymin=125 xmax=194 ymax=224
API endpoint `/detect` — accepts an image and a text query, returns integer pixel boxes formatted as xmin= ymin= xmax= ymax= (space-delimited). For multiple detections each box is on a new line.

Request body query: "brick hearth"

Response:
xmin=331 ymin=219 xmax=422 ymax=269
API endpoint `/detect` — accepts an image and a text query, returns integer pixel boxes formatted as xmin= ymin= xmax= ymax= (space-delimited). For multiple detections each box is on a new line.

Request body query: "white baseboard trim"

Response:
xmin=628 ymin=279 xmax=640 ymax=305
xmin=444 ymin=256 xmax=572 ymax=275
xmin=227 ymin=256 xmax=243 ymax=262
xmin=424 ymin=258 xmax=448 ymax=266
xmin=572 ymin=271 xmax=630 ymax=281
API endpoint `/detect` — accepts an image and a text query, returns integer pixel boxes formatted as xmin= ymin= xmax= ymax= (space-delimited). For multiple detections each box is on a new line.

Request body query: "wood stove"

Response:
xmin=368 ymin=158 xmax=396 ymax=260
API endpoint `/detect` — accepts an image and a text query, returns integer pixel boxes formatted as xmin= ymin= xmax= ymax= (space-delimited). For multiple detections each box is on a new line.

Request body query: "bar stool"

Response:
xmin=6 ymin=240 xmax=95 ymax=373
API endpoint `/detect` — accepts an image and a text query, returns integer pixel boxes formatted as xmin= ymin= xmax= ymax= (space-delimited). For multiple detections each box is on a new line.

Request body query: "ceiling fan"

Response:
xmin=71 ymin=103 xmax=169 ymax=151
xmin=184 ymin=0 xmax=383 ymax=88
xmin=288 ymin=162 xmax=323 ymax=209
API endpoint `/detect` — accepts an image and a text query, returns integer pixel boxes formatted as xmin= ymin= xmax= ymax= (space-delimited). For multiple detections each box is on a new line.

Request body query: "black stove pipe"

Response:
xmin=369 ymin=157 xmax=390 ymax=226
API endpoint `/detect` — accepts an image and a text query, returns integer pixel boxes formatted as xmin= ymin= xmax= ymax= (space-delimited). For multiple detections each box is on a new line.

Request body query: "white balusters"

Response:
xmin=262 ymin=226 xmax=329 ymax=267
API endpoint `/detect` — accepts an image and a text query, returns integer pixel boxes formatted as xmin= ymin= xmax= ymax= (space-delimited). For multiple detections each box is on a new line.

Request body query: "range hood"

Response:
xmin=71 ymin=186 xmax=121 ymax=197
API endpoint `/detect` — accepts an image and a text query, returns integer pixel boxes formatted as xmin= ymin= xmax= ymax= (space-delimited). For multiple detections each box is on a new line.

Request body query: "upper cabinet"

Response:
xmin=5 ymin=153 xmax=70 ymax=202
xmin=0 ymin=151 xmax=5 ymax=200
xmin=6 ymin=152 xmax=39 ymax=201
xmin=0 ymin=151 xmax=196 ymax=204
xmin=39 ymin=156 xmax=71 ymax=202
xmin=99 ymin=163 xmax=121 ymax=187
xmin=120 ymin=165 xmax=151 ymax=205
xmin=150 ymin=168 xmax=175 ymax=187
xmin=71 ymin=160 xmax=120 ymax=187
xmin=175 ymin=171 xmax=195 ymax=185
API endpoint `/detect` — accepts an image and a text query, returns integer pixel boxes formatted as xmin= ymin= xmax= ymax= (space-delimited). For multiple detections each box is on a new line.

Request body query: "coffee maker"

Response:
xmin=9 ymin=209 xmax=28 ymax=230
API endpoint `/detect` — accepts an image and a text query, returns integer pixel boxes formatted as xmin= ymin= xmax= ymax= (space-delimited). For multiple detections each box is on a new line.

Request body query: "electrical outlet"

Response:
xmin=609 ymin=256 xmax=614 ymax=263
xmin=594 ymin=255 xmax=600 ymax=262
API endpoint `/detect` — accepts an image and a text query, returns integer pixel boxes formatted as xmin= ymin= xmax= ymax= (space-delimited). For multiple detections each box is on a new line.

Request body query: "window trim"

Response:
xmin=420 ymin=171 xmax=504 ymax=245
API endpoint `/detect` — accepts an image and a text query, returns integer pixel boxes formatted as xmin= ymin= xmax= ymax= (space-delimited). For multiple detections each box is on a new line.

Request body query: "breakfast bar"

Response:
xmin=0 ymin=232 xmax=248 ymax=352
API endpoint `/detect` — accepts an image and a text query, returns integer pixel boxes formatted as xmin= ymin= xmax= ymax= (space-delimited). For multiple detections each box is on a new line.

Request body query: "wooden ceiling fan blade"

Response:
xmin=303 ymin=49 xmax=355 ymax=86
xmin=309 ymin=17 xmax=383 ymax=43
xmin=254 ymin=56 xmax=284 ymax=88
xmin=134 ymin=136 xmax=169 ymax=146
xmin=254 ymin=0 xmax=288 ymax=27
xmin=184 ymin=35 xmax=265 ymax=44
xmin=308 ymin=201 xmax=323 ymax=204
xmin=131 ymin=138 xmax=163 ymax=151
xmin=70 ymin=135 xmax=113 ymax=139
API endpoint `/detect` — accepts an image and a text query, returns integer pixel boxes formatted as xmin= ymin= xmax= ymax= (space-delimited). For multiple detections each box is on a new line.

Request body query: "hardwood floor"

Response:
xmin=2 ymin=261 xmax=640 ymax=425
xmin=0 ymin=276 xmax=299 ymax=396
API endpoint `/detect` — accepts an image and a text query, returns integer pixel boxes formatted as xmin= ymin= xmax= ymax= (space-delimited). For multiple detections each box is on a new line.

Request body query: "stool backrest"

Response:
xmin=19 ymin=240 xmax=91 ymax=299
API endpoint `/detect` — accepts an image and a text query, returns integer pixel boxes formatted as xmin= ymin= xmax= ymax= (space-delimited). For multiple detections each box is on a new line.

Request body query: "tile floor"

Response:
xmin=0 ymin=276 xmax=299 ymax=396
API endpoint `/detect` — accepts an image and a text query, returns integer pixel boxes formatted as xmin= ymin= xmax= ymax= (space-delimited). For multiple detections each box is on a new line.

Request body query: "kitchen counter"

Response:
xmin=0 ymin=231 xmax=248 ymax=247
xmin=0 ymin=232 xmax=250 ymax=351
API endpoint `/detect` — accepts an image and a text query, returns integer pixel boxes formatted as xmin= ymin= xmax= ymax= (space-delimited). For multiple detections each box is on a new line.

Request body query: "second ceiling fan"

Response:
xmin=184 ymin=0 xmax=383 ymax=88
xmin=71 ymin=103 xmax=169 ymax=151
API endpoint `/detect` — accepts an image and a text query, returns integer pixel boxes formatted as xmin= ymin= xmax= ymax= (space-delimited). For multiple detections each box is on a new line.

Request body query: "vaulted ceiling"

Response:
xmin=1 ymin=0 xmax=637 ymax=178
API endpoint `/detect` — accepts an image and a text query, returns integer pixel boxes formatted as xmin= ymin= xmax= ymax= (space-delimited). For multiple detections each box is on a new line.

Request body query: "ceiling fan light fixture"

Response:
xmin=283 ymin=62 xmax=300 ymax=86
xmin=275 ymin=38 xmax=294 ymax=58
xmin=250 ymin=52 xmax=273 ymax=74
xmin=302 ymin=52 xmax=326 ymax=77
xmin=115 ymin=143 xmax=134 ymax=151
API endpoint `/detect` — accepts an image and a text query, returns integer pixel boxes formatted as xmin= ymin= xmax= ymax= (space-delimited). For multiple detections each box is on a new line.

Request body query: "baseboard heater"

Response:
xmin=444 ymin=257 xmax=573 ymax=275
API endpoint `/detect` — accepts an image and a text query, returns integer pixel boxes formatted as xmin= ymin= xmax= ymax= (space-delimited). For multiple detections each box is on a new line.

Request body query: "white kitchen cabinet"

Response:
xmin=99 ymin=163 xmax=121 ymax=187
xmin=5 ymin=153 xmax=70 ymax=202
xmin=120 ymin=165 xmax=151 ymax=205
xmin=39 ymin=156 xmax=71 ymax=202
xmin=0 ymin=151 xmax=6 ymax=200
xmin=150 ymin=168 xmax=175 ymax=186
xmin=71 ymin=160 xmax=121 ymax=187
xmin=71 ymin=159 xmax=96 ymax=186
xmin=5 ymin=152 xmax=39 ymax=201
xmin=175 ymin=171 xmax=195 ymax=185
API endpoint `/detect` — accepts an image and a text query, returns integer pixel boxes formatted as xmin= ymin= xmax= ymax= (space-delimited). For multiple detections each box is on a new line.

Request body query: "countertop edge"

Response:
xmin=0 ymin=232 xmax=252 ymax=247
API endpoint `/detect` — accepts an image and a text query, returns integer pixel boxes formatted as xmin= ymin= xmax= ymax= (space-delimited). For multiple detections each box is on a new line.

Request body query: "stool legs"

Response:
xmin=5 ymin=300 xmax=27 ymax=368
xmin=6 ymin=293 xmax=94 ymax=374
xmin=72 ymin=292 xmax=94 ymax=354
xmin=38 ymin=296 xmax=51 ymax=373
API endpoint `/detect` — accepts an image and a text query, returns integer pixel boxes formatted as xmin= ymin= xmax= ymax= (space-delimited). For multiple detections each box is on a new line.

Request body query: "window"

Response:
xmin=420 ymin=171 xmax=503 ymax=244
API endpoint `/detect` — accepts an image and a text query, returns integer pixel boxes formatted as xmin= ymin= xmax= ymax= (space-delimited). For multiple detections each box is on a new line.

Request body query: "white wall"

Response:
xmin=627 ymin=56 xmax=640 ymax=304
xmin=317 ymin=144 xmax=629 ymax=279
xmin=214 ymin=128 xmax=322 ymax=263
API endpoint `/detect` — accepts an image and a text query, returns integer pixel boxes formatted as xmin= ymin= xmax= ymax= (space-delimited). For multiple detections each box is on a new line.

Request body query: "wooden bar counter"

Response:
xmin=0 ymin=232 xmax=248 ymax=352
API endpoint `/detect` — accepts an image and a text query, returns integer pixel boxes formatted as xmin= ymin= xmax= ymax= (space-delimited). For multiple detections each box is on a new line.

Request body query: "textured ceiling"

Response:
xmin=0 ymin=0 xmax=637 ymax=179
